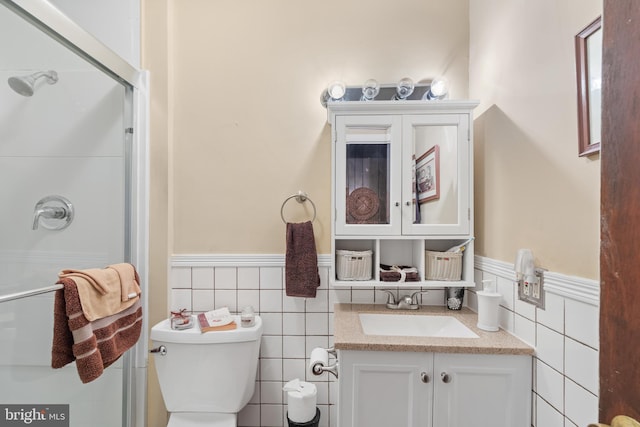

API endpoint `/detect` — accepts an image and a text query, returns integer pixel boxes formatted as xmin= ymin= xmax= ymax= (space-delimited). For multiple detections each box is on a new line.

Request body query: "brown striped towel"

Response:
xmin=51 ymin=277 xmax=142 ymax=383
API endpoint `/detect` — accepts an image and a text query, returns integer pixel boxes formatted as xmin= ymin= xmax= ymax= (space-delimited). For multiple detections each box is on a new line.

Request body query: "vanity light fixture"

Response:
xmin=393 ymin=77 xmax=415 ymax=100
xmin=423 ymin=76 xmax=450 ymax=100
xmin=320 ymin=81 xmax=347 ymax=106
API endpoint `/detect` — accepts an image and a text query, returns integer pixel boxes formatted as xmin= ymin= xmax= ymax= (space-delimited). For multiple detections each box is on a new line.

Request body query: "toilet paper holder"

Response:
xmin=310 ymin=347 xmax=338 ymax=379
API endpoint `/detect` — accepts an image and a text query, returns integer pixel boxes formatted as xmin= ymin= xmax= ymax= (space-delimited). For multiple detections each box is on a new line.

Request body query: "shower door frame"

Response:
xmin=0 ymin=1 xmax=149 ymax=426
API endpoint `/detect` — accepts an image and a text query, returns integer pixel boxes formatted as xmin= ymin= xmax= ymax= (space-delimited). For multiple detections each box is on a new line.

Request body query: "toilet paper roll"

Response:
xmin=308 ymin=347 xmax=329 ymax=376
xmin=284 ymin=379 xmax=317 ymax=423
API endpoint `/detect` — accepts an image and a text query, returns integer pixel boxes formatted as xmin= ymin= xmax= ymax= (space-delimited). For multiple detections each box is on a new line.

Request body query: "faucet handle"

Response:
xmin=377 ymin=289 xmax=397 ymax=306
xmin=410 ymin=290 xmax=429 ymax=305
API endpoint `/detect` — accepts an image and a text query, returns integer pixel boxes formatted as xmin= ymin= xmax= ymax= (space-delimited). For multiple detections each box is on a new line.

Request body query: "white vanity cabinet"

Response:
xmin=328 ymin=101 xmax=478 ymax=287
xmin=338 ymin=350 xmax=532 ymax=427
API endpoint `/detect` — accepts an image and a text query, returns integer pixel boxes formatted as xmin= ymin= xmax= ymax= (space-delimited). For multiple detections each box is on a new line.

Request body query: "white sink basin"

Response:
xmin=359 ymin=313 xmax=479 ymax=338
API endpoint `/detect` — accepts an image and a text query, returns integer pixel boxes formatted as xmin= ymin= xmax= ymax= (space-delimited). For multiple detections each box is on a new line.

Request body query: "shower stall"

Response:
xmin=0 ymin=1 xmax=148 ymax=426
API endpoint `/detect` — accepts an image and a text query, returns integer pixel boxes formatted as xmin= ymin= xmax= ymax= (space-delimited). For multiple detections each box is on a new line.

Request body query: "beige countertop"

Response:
xmin=333 ymin=303 xmax=534 ymax=355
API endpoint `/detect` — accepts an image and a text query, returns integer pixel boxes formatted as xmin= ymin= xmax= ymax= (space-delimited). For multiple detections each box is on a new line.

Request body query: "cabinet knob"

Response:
xmin=421 ymin=372 xmax=430 ymax=383
xmin=441 ymin=372 xmax=451 ymax=383
xmin=405 ymin=201 xmax=411 ymax=206
xmin=395 ymin=202 xmax=400 ymax=207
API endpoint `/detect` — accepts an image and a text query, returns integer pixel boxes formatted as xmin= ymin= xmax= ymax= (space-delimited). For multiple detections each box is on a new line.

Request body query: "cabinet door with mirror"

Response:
xmin=402 ymin=114 xmax=470 ymax=235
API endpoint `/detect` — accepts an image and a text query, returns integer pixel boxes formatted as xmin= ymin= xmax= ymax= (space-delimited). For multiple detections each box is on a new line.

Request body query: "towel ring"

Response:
xmin=281 ymin=191 xmax=317 ymax=224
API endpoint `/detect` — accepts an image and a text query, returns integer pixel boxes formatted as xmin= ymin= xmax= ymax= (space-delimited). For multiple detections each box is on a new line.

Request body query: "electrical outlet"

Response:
xmin=532 ymin=281 xmax=540 ymax=299
xmin=517 ymin=269 xmax=545 ymax=309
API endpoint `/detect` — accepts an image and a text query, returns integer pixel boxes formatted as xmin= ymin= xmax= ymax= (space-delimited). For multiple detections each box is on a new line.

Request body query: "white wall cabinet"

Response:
xmin=338 ymin=349 xmax=532 ymax=427
xmin=328 ymin=101 xmax=478 ymax=287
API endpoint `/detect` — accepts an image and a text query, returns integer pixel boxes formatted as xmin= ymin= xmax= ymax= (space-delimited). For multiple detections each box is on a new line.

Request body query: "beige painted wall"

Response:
xmin=142 ymin=0 xmax=171 ymax=425
xmin=143 ymin=1 xmax=470 ymax=425
xmin=170 ymin=0 xmax=471 ymax=255
xmin=469 ymin=0 xmax=602 ymax=279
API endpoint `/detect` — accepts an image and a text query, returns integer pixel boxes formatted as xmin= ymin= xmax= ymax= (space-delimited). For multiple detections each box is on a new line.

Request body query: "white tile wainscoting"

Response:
xmin=169 ymin=254 xmax=600 ymax=427
xmin=470 ymin=256 xmax=600 ymax=427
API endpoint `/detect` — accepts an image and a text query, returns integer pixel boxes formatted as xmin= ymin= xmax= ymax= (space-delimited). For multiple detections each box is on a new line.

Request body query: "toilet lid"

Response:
xmin=151 ymin=315 xmax=262 ymax=344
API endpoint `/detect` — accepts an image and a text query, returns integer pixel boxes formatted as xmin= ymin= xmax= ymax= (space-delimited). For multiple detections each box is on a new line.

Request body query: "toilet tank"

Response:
xmin=151 ymin=315 xmax=263 ymax=413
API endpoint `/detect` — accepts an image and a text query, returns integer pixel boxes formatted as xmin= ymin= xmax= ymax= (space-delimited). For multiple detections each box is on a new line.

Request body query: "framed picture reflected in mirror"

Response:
xmin=575 ymin=16 xmax=602 ymax=157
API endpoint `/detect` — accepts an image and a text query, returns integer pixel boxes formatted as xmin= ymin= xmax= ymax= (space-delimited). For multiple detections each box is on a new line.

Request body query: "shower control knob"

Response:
xmin=441 ymin=372 xmax=451 ymax=383
xmin=420 ymin=372 xmax=430 ymax=383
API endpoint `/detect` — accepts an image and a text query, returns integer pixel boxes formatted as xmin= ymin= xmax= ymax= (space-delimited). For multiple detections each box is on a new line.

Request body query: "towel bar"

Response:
xmin=0 ymin=284 xmax=63 ymax=304
xmin=280 ymin=191 xmax=317 ymax=224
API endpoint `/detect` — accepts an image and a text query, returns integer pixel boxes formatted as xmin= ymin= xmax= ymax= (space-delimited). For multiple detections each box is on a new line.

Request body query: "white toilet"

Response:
xmin=150 ymin=315 xmax=263 ymax=427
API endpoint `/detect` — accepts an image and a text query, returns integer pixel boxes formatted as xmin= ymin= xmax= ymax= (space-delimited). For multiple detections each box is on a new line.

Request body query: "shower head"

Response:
xmin=8 ymin=70 xmax=58 ymax=97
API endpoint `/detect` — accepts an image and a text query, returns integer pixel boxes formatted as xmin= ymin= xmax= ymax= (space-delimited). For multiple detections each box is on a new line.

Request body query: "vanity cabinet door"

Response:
xmin=338 ymin=350 xmax=433 ymax=427
xmin=401 ymin=114 xmax=471 ymax=235
xmin=432 ymin=353 xmax=532 ymax=427
xmin=334 ymin=115 xmax=402 ymax=236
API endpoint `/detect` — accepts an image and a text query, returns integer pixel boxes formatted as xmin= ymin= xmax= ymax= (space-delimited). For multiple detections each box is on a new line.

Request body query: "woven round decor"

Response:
xmin=347 ymin=187 xmax=380 ymax=221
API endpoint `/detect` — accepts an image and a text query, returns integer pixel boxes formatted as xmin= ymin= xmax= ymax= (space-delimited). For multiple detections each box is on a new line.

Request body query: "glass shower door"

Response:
xmin=0 ymin=2 xmax=140 ymax=426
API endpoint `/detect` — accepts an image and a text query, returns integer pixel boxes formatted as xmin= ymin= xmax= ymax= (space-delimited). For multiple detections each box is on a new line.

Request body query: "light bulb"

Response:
xmin=394 ymin=77 xmax=414 ymax=100
xmin=327 ymin=81 xmax=346 ymax=100
xmin=424 ymin=76 xmax=450 ymax=100
xmin=361 ymin=79 xmax=380 ymax=101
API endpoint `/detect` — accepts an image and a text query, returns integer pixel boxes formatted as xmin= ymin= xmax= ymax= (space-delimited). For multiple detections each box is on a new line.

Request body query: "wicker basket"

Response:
xmin=425 ymin=250 xmax=463 ymax=281
xmin=336 ymin=249 xmax=372 ymax=280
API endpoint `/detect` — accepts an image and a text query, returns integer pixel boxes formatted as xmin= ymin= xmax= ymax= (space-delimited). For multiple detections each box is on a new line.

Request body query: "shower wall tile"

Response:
xmin=0 ymin=70 xmax=124 ymax=158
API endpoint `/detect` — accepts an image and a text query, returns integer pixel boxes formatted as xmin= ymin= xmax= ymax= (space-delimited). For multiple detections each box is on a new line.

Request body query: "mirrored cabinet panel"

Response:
xmin=402 ymin=114 xmax=470 ymax=235
xmin=328 ymin=101 xmax=478 ymax=288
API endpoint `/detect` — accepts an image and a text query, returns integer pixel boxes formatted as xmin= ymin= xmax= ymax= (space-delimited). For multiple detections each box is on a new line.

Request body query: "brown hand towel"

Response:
xmin=285 ymin=221 xmax=320 ymax=298
xmin=52 ymin=278 xmax=142 ymax=383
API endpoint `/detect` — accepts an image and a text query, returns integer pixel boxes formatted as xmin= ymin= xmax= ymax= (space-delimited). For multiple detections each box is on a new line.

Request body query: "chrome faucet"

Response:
xmin=378 ymin=289 xmax=429 ymax=310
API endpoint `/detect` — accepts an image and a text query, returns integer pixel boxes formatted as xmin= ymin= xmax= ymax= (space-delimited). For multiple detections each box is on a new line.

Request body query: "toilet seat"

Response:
xmin=167 ymin=412 xmax=236 ymax=427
